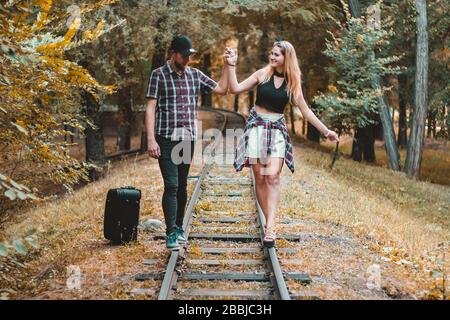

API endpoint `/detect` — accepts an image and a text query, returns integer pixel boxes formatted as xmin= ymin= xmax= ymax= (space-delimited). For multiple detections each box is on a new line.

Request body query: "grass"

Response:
xmin=277 ymin=139 xmax=449 ymax=299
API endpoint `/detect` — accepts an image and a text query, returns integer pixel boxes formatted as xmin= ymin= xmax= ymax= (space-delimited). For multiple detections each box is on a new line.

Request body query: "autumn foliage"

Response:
xmin=0 ymin=0 xmax=118 ymax=200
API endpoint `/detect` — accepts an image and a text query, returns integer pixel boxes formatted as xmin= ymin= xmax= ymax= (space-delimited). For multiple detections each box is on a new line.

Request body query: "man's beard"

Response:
xmin=174 ymin=60 xmax=186 ymax=72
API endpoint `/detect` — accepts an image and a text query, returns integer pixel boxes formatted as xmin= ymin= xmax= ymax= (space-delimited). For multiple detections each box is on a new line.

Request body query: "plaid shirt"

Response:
xmin=146 ymin=61 xmax=218 ymax=140
xmin=234 ymin=107 xmax=295 ymax=173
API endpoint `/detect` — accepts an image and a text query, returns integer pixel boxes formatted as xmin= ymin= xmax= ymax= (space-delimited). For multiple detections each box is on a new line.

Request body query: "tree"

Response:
xmin=346 ymin=0 xmax=401 ymax=170
xmin=405 ymin=0 xmax=429 ymax=179
xmin=426 ymin=0 xmax=449 ymax=139
xmin=0 ymin=0 xmax=119 ymax=199
xmin=313 ymin=0 xmax=403 ymax=165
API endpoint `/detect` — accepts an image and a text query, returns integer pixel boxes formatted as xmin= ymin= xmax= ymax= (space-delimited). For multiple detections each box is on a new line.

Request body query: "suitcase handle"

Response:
xmin=122 ymin=186 xmax=138 ymax=190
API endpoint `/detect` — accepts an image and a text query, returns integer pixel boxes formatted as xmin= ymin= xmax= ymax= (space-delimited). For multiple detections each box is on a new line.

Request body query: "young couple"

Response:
xmin=145 ymin=35 xmax=339 ymax=250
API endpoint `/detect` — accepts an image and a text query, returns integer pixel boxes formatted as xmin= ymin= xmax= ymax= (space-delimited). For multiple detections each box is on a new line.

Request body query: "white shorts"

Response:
xmin=245 ymin=112 xmax=286 ymax=159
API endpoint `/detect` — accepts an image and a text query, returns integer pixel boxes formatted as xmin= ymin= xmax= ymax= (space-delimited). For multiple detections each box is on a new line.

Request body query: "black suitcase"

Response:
xmin=104 ymin=186 xmax=141 ymax=244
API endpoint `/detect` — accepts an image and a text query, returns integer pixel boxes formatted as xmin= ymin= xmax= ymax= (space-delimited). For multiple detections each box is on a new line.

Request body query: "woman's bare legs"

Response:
xmin=251 ymin=157 xmax=284 ymax=232
xmin=252 ymin=159 xmax=269 ymax=224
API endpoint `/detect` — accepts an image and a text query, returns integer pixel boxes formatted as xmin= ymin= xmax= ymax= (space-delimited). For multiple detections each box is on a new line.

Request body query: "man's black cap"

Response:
xmin=170 ymin=35 xmax=197 ymax=57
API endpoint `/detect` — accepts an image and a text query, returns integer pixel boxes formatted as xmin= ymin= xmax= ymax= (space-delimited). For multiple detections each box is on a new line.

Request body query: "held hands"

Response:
xmin=324 ymin=130 xmax=340 ymax=142
xmin=223 ymin=47 xmax=238 ymax=66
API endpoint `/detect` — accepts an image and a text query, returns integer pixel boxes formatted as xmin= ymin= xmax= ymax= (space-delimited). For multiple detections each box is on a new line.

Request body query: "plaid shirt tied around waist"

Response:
xmin=233 ymin=107 xmax=295 ymax=173
xmin=146 ymin=61 xmax=217 ymax=141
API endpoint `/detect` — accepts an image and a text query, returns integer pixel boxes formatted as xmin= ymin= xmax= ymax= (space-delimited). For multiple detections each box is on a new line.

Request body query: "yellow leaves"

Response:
xmin=11 ymin=121 xmax=28 ymax=135
xmin=34 ymin=0 xmax=53 ymax=12
xmin=356 ymin=34 xmax=364 ymax=45
xmin=328 ymin=85 xmax=338 ymax=93
xmin=64 ymin=17 xmax=81 ymax=42
xmin=3 ymin=175 xmax=12 ymax=185
xmin=40 ymin=145 xmax=50 ymax=155
xmin=275 ymin=238 xmax=290 ymax=248
xmin=0 ymin=1 xmax=119 ymax=216
xmin=82 ymin=31 xmax=93 ymax=42
xmin=195 ymin=202 xmax=213 ymax=211
xmin=80 ymin=0 xmax=120 ymax=14
xmin=15 ymin=119 xmax=26 ymax=128
xmin=32 ymin=0 xmax=53 ymax=31
xmin=83 ymin=20 xmax=105 ymax=42
xmin=188 ymin=245 xmax=202 ymax=257
xmin=36 ymin=16 xmax=80 ymax=55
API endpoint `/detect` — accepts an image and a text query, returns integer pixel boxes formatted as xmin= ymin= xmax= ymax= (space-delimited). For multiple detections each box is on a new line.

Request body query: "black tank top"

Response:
xmin=255 ymin=74 xmax=289 ymax=114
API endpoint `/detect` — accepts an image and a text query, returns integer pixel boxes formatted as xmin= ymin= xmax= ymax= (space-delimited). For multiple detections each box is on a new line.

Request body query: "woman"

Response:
xmin=225 ymin=40 xmax=339 ymax=247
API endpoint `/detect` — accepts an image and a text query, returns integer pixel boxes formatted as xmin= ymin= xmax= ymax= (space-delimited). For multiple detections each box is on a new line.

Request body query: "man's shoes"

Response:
xmin=176 ymin=226 xmax=187 ymax=243
xmin=166 ymin=231 xmax=180 ymax=250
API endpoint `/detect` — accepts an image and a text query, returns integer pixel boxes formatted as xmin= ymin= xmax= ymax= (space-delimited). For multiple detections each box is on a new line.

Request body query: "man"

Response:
xmin=145 ymin=35 xmax=229 ymax=250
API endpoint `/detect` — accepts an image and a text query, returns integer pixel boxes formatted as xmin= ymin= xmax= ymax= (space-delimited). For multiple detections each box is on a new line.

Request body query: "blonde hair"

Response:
xmin=260 ymin=40 xmax=302 ymax=106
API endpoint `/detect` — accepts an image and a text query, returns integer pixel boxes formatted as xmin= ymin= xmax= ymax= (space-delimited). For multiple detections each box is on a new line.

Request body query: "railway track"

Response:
xmin=135 ymin=108 xmax=312 ymax=300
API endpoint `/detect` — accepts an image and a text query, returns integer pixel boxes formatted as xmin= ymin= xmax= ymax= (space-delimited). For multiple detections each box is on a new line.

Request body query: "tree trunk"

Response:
xmin=290 ymin=105 xmax=296 ymax=136
xmin=141 ymin=1 xmax=171 ymax=153
xmin=391 ymin=107 xmax=395 ymax=125
xmin=398 ymin=100 xmax=407 ymax=148
xmin=307 ymin=122 xmax=320 ymax=143
xmin=426 ymin=110 xmax=436 ymax=138
xmin=348 ymin=0 xmax=401 ymax=170
xmin=140 ymin=128 xmax=148 ymax=155
xmin=259 ymin=28 xmax=269 ymax=65
xmin=83 ymin=91 xmax=106 ymax=181
xmin=426 ymin=111 xmax=432 ymax=138
xmin=117 ymin=86 xmax=133 ymax=150
xmin=373 ymin=112 xmax=384 ymax=140
xmin=351 ymin=129 xmax=363 ymax=162
xmin=307 ymin=101 xmax=320 ymax=142
xmin=234 ymin=94 xmax=239 ymax=112
xmin=405 ymin=0 xmax=429 ymax=179
xmin=201 ymin=50 xmax=212 ymax=108
xmin=348 ymin=0 xmax=361 ymax=16
xmin=432 ymin=113 xmax=436 ymax=137
xmin=351 ymin=125 xmax=376 ymax=162
xmin=147 ymin=43 xmax=166 ymax=155
xmin=363 ymin=129 xmax=376 ymax=162
xmin=248 ymin=90 xmax=254 ymax=111
xmin=447 ymin=104 xmax=450 ymax=136
xmin=150 ymin=5 xmax=169 ymax=71
xmin=397 ymin=74 xmax=408 ymax=148
xmin=351 ymin=114 xmax=376 ymax=162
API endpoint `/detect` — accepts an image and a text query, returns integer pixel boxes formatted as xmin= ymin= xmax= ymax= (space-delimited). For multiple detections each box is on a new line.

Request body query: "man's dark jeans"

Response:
xmin=155 ymin=135 xmax=195 ymax=235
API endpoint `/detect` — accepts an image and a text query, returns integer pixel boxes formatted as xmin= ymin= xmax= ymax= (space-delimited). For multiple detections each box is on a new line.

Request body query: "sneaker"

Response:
xmin=176 ymin=226 xmax=187 ymax=243
xmin=166 ymin=231 xmax=180 ymax=250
